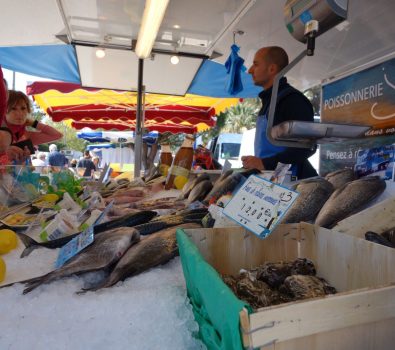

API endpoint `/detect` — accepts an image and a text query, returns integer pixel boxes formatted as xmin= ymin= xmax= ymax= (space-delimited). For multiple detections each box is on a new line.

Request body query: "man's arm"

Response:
xmin=262 ymin=92 xmax=316 ymax=168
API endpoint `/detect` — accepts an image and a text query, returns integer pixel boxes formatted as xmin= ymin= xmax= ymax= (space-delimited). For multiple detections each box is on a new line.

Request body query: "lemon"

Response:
xmin=42 ymin=194 xmax=59 ymax=202
xmin=174 ymin=176 xmax=188 ymax=190
xmin=0 ymin=257 xmax=5 ymax=282
xmin=0 ymin=229 xmax=18 ymax=254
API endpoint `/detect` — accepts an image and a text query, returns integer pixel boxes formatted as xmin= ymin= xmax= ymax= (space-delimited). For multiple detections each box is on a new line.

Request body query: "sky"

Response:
xmin=3 ymin=67 xmax=53 ymax=94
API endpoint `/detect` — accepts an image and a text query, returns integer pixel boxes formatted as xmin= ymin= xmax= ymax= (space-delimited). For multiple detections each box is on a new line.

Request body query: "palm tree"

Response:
xmin=223 ymin=98 xmax=261 ymax=133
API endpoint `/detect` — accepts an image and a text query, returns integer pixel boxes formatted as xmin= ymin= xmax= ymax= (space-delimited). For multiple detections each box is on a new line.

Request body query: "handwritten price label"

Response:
xmin=223 ymin=174 xmax=299 ymax=239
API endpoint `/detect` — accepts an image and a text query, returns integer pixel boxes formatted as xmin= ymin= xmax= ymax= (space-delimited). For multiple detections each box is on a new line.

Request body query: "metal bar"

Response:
xmin=134 ymin=58 xmax=144 ymax=179
xmin=266 ymin=50 xmax=315 ymax=149
xmin=204 ymin=0 xmax=257 ymax=55
xmin=56 ymin=0 xmax=73 ymax=43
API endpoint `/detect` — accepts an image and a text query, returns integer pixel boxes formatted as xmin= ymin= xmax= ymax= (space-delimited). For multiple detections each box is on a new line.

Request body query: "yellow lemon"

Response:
xmin=0 ymin=229 xmax=18 ymax=254
xmin=0 ymin=257 xmax=5 ymax=282
xmin=174 ymin=176 xmax=188 ymax=190
xmin=42 ymin=194 xmax=59 ymax=202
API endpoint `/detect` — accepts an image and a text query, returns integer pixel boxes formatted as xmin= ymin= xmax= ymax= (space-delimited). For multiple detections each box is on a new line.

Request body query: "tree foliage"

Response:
xmin=223 ymin=98 xmax=261 ymax=133
xmin=37 ymin=118 xmax=87 ymax=152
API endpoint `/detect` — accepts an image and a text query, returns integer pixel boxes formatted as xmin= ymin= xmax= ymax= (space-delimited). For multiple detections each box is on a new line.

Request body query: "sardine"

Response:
xmin=18 ymin=210 xmax=157 ymax=257
xmin=202 ymin=172 xmax=244 ymax=205
xmin=22 ymin=227 xmax=141 ymax=294
xmin=79 ymin=223 xmax=201 ymax=293
xmin=282 ymin=178 xmax=334 ymax=223
xmin=180 ymin=173 xmax=210 ymax=199
xmin=315 ymin=176 xmax=386 ymax=229
xmin=325 ymin=168 xmax=356 ymax=190
xmin=187 ymin=180 xmax=213 ymax=204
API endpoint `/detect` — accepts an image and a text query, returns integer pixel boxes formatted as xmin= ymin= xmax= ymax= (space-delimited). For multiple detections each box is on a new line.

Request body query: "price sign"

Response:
xmin=223 ymin=174 xmax=299 ymax=239
xmin=55 ymin=226 xmax=94 ymax=268
xmin=55 ymin=201 xmax=114 ymax=268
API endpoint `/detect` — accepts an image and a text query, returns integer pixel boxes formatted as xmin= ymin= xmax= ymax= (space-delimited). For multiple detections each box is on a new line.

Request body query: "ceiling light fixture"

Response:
xmin=135 ymin=0 xmax=170 ymax=59
xmin=95 ymin=48 xmax=106 ymax=58
xmin=173 ymin=24 xmax=180 ymax=29
xmin=170 ymin=55 xmax=180 ymax=65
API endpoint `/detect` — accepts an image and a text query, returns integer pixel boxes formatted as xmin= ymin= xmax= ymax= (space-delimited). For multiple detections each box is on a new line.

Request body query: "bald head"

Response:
xmin=258 ymin=46 xmax=289 ymax=72
xmin=248 ymin=46 xmax=289 ymax=89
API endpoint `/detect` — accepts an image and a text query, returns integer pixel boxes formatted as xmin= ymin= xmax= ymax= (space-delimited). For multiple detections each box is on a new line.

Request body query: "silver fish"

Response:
xmin=315 ymin=176 xmax=386 ymax=228
xmin=22 ymin=227 xmax=140 ymax=294
xmin=325 ymin=168 xmax=356 ymax=190
xmin=181 ymin=173 xmax=211 ymax=199
xmin=187 ymin=180 xmax=213 ymax=204
xmin=203 ymin=172 xmax=243 ymax=205
xmin=80 ymin=223 xmax=201 ymax=292
xmin=283 ymin=178 xmax=334 ymax=223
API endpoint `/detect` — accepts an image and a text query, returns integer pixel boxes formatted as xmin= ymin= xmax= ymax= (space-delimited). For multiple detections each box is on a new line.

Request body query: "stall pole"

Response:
xmin=134 ymin=58 xmax=144 ymax=178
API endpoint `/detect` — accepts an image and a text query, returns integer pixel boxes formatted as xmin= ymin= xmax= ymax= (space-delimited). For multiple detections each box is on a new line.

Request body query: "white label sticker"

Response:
xmin=223 ymin=174 xmax=299 ymax=239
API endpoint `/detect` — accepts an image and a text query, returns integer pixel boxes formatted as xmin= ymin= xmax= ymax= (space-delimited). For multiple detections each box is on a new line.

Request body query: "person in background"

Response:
xmin=92 ymin=156 xmax=100 ymax=169
xmin=1 ymin=90 xmax=63 ymax=164
xmin=70 ymin=159 xmax=78 ymax=168
xmin=48 ymin=144 xmax=68 ymax=167
xmin=32 ymin=152 xmax=46 ymax=167
xmin=77 ymin=150 xmax=96 ymax=177
xmin=0 ymin=67 xmax=28 ymax=162
xmin=241 ymin=46 xmax=317 ymax=179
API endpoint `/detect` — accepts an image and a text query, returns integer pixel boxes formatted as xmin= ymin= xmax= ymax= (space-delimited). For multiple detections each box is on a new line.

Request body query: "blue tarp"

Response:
xmin=78 ymin=131 xmax=158 ymax=145
xmin=0 ymin=45 xmax=80 ymax=83
xmin=87 ymin=143 xmax=116 ymax=150
xmin=188 ymin=60 xmax=260 ymax=98
xmin=0 ymin=44 xmax=260 ymax=98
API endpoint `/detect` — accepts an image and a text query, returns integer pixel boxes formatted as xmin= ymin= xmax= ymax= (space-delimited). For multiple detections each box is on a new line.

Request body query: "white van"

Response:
xmin=208 ymin=133 xmax=243 ymax=168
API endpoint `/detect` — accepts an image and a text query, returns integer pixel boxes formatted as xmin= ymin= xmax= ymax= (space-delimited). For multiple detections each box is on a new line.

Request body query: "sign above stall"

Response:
xmin=223 ymin=175 xmax=299 ymax=239
xmin=321 ymin=56 xmax=395 ymax=137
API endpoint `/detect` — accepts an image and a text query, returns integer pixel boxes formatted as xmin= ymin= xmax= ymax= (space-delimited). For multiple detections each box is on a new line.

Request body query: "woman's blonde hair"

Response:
xmin=7 ymin=90 xmax=32 ymax=114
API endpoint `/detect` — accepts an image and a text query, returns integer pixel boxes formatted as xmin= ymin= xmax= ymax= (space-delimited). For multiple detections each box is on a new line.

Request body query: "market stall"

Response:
xmin=1 ymin=1 xmax=395 ymax=350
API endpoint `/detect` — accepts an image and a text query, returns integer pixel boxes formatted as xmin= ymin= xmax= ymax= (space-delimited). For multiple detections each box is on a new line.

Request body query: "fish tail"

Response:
xmin=23 ymin=280 xmax=44 ymax=294
xmin=17 ymin=233 xmax=41 ymax=258
xmin=77 ymin=274 xmax=118 ymax=294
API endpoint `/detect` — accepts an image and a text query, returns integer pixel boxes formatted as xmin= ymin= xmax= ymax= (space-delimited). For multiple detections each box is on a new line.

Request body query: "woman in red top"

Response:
xmin=0 ymin=90 xmax=63 ymax=164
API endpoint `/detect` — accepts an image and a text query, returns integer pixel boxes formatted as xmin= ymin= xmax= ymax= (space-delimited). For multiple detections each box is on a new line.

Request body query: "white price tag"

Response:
xmin=223 ymin=174 xmax=299 ymax=239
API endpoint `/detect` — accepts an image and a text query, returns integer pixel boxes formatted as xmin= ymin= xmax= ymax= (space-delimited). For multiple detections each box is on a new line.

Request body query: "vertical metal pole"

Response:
xmin=12 ymin=71 xmax=16 ymax=90
xmin=134 ymin=58 xmax=144 ymax=178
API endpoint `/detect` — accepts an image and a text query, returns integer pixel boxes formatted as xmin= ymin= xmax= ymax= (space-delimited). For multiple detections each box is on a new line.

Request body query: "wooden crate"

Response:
xmin=183 ymin=223 xmax=395 ymax=350
xmin=333 ymin=197 xmax=395 ymax=239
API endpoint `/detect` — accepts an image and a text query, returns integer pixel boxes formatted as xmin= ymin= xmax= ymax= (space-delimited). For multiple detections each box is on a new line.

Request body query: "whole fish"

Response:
xmin=180 ymin=173 xmax=210 ymax=199
xmin=315 ymin=176 xmax=386 ymax=229
xmin=22 ymin=227 xmax=141 ymax=294
xmin=18 ymin=210 xmax=157 ymax=257
xmin=202 ymin=169 xmax=260 ymax=205
xmin=79 ymin=223 xmax=201 ymax=293
xmin=202 ymin=172 xmax=243 ymax=205
xmin=17 ymin=210 xmax=207 ymax=256
xmin=282 ymin=178 xmax=334 ymax=223
xmin=325 ymin=168 xmax=356 ymax=190
xmin=187 ymin=180 xmax=213 ymax=204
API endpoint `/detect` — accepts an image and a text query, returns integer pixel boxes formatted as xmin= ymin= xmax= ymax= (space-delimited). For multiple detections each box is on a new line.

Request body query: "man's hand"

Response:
xmin=6 ymin=146 xmax=30 ymax=162
xmin=241 ymin=156 xmax=265 ymax=170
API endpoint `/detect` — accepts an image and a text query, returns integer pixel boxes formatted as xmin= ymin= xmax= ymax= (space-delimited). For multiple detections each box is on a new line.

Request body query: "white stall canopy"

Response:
xmin=1 ymin=0 xmax=394 ymax=91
